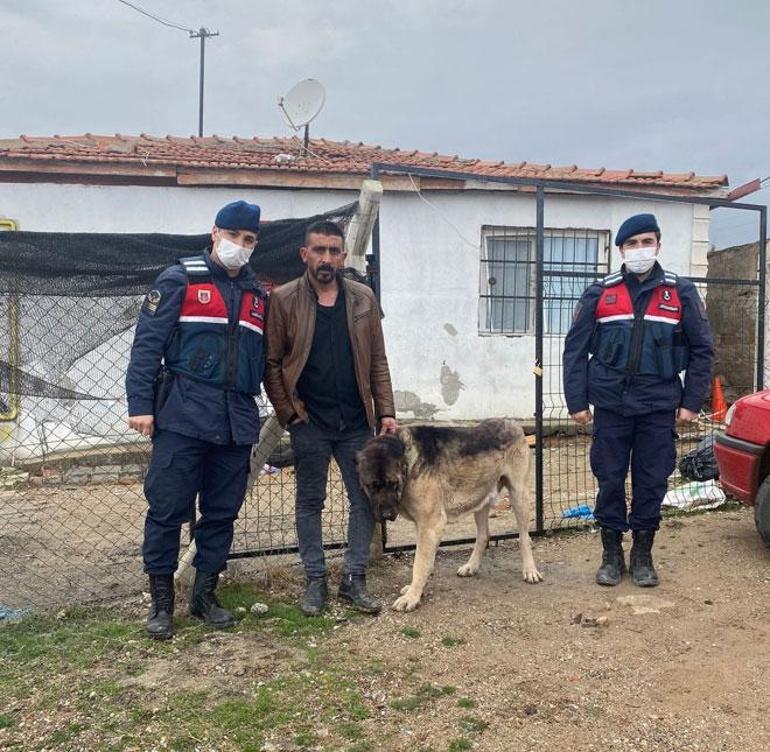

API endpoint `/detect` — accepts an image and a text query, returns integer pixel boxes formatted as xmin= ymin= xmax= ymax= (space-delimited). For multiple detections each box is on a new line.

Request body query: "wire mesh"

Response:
xmin=0 ymin=205 xmax=360 ymax=612
xmin=1 ymin=204 xmax=765 ymax=609
xmin=0 ymin=316 xmax=350 ymax=610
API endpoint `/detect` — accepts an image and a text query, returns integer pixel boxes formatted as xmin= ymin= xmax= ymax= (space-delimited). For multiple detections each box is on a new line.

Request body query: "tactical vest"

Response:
xmin=164 ymin=255 xmax=265 ymax=395
xmin=590 ymin=269 xmax=687 ymax=379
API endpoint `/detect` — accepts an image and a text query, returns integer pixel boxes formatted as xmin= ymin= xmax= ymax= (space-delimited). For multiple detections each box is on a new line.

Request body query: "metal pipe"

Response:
xmin=197 ymin=30 xmax=205 ymax=137
xmin=369 ymin=164 xmax=382 ymax=304
xmin=758 ymin=206 xmax=767 ymax=390
xmin=369 ymin=162 xmax=764 ymax=211
xmin=535 ymin=187 xmax=545 ymax=533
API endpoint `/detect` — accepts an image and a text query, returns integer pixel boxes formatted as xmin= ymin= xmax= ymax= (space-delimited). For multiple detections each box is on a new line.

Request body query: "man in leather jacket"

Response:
xmin=265 ymin=220 xmax=396 ymax=616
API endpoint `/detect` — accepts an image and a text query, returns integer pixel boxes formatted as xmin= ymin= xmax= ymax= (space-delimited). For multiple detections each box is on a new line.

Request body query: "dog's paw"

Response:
xmin=456 ymin=562 xmax=479 ymax=577
xmin=392 ymin=589 xmax=421 ymax=612
xmin=522 ymin=566 xmax=544 ymax=584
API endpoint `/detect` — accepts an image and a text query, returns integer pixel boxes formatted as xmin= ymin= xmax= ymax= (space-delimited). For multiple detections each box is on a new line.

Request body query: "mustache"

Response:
xmin=317 ymin=264 xmax=335 ymax=275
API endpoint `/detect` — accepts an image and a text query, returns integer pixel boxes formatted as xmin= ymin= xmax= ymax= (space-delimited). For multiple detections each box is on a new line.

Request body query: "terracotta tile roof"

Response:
xmin=0 ymin=133 xmax=728 ymax=192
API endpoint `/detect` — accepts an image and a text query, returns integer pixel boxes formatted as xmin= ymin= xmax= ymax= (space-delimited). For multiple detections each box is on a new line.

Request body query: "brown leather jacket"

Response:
xmin=264 ymin=272 xmax=395 ymax=428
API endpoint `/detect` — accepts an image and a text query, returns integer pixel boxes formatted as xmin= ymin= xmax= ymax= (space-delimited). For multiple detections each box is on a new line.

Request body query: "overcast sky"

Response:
xmin=1 ymin=0 xmax=768 ymax=248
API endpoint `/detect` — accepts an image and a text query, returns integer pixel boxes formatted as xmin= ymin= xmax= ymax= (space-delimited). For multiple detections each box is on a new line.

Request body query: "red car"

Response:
xmin=714 ymin=388 xmax=770 ymax=546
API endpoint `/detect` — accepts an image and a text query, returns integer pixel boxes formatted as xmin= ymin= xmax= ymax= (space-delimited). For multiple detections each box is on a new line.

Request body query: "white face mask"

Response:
xmin=215 ymin=236 xmax=254 ymax=269
xmin=623 ymin=247 xmax=657 ymax=274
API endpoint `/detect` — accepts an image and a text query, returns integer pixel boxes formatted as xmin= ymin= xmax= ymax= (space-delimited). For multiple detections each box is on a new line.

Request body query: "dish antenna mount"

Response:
xmin=278 ymin=79 xmax=326 ymax=151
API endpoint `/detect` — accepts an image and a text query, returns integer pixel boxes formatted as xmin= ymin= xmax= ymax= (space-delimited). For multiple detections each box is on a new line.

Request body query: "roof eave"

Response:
xmin=0 ymin=156 xmax=729 ymax=197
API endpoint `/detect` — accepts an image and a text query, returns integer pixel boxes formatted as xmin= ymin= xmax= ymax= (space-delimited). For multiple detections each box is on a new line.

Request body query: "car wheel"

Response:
xmin=753 ymin=475 xmax=770 ymax=548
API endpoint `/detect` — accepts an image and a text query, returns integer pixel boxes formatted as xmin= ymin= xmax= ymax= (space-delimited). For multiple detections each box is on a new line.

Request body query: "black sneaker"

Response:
xmin=338 ymin=573 xmax=382 ymax=614
xmin=299 ymin=577 xmax=328 ymax=616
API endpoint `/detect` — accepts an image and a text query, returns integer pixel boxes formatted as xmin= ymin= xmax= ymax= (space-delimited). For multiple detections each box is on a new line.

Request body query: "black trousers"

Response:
xmin=590 ymin=407 xmax=677 ymax=532
xmin=142 ymin=429 xmax=251 ymax=574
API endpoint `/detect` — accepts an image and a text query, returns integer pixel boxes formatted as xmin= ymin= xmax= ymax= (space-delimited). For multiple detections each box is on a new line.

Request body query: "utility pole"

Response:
xmin=189 ymin=27 xmax=219 ymax=137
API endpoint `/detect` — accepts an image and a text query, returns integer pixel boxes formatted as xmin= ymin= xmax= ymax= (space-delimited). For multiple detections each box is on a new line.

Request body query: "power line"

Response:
xmin=115 ymin=0 xmax=194 ymax=33
xmin=115 ymin=0 xmax=219 ymax=136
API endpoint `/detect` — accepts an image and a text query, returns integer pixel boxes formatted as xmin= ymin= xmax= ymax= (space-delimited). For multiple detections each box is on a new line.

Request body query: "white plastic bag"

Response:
xmin=662 ymin=479 xmax=726 ymax=511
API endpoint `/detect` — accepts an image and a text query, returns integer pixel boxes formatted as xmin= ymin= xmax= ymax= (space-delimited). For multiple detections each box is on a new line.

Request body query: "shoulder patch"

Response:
xmin=600 ymin=271 xmax=623 ymax=288
xmin=178 ymin=255 xmax=210 ymax=277
xmin=663 ymin=270 xmax=679 ymax=285
xmin=143 ymin=289 xmax=162 ymax=315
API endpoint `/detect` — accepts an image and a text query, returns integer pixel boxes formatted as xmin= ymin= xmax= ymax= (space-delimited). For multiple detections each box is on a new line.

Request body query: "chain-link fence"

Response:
xmin=2 ymin=183 xmax=767 ymax=611
xmin=0 ymin=206 xmax=358 ymax=612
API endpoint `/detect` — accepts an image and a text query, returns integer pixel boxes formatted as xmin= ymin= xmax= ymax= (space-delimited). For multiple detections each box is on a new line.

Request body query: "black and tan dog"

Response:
xmin=357 ymin=418 xmax=543 ymax=611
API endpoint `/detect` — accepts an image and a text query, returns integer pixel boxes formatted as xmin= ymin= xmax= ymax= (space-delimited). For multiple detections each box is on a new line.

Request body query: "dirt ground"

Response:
xmin=341 ymin=507 xmax=770 ymax=751
xmin=3 ymin=507 xmax=770 ymax=751
xmin=261 ymin=507 xmax=770 ymax=751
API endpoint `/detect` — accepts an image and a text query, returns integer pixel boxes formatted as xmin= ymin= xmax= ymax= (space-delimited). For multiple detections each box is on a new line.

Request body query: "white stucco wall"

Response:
xmin=377 ymin=190 xmax=698 ymax=421
xmin=0 ymin=180 xmax=702 ymax=458
xmin=0 ymin=182 xmax=357 ymax=233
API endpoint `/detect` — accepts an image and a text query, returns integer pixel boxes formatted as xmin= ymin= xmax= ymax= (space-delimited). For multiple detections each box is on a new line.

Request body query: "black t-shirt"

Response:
xmin=296 ymin=286 xmax=367 ymax=431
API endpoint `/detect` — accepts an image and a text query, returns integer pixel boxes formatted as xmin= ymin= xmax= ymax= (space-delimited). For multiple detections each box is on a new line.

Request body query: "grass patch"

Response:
xmin=448 ymin=739 xmax=473 ymax=752
xmin=0 ymin=595 xmax=377 ymax=752
xmin=294 ymin=729 xmax=317 ymax=747
xmin=339 ymin=721 xmax=364 ymax=740
xmin=390 ymin=695 xmax=424 ymax=712
xmin=46 ymin=722 xmax=86 ymax=746
xmin=458 ymin=715 xmax=488 ymax=734
xmin=390 ymin=683 xmax=456 ymax=712
xmin=440 ymin=636 xmax=465 ymax=647
xmin=365 ymin=660 xmax=386 ymax=675
xmin=400 ymin=626 xmax=421 ymax=639
xmin=0 ymin=609 xmax=137 ymax=672
xmin=218 ymin=582 xmax=337 ymax=641
xmin=457 ymin=696 xmax=476 ymax=709
xmin=419 ymin=682 xmax=455 ymax=698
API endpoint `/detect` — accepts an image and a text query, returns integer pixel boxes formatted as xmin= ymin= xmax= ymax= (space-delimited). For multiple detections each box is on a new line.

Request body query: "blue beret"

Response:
xmin=214 ymin=200 xmax=261 ymax=233
xmin=615 ymin=213 xmax=660 ymax=247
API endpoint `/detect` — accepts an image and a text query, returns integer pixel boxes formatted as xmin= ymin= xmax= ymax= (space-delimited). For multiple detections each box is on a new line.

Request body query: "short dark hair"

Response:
xmin=304 ymin=220 xmax=344 ymax=246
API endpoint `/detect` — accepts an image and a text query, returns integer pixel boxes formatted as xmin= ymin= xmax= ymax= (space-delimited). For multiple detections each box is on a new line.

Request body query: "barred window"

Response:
xmin=479 ymin=227 xmax=609 ymax=335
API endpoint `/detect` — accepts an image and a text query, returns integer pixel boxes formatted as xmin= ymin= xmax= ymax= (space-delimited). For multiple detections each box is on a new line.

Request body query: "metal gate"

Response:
xmin=370 ymin=163 xmax=767 ymax=551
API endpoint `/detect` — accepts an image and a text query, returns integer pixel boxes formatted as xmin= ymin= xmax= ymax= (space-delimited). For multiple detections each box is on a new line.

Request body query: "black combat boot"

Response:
xmin=299 ymin=576 xmax=328 ymax=617
xmin=595 ymin=528 xmax=626 ymax=586
xmin=189 ymin=570 xmax=235 ymax=627
xmin=146 ymin=574 xmax=175 ymax=640
xmin=338 ymin=573 xmax=382 ymax=614
xmin=630 ymin=529 xmax=659 ymax=587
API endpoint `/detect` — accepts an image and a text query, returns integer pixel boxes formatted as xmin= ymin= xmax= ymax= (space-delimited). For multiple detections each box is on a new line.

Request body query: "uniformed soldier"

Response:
xmin=563 ymin=213 xmax=714 ymax=587
xmin=126 ymin=200 xmax=266 ymax=639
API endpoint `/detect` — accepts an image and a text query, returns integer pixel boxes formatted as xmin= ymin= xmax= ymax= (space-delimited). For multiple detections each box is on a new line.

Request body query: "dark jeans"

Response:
xmin=142 ymin=429 xmax=251 ymax=575
xmin=590 ymin=407 xmax=677 ymax=532
xmin=289 ymin=420 xmax=374 ymax=578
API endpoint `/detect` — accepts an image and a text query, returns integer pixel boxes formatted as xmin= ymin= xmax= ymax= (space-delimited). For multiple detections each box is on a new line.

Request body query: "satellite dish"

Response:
xmin=278 ymin=79 xmax=326 ymax=130
xmin=278 ymin=79 xmax=326 ymax=151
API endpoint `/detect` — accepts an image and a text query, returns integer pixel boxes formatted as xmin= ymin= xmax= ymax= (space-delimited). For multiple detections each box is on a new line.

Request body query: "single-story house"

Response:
xmin=0 ymin=133 xmax=731 ymax=458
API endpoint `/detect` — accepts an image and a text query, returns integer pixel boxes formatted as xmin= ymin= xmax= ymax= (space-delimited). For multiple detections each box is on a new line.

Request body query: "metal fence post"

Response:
xmin=535 ymin=186 xmax=545 ymax=533
xmin=758 ymin=206 xmax=767 ymax=390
